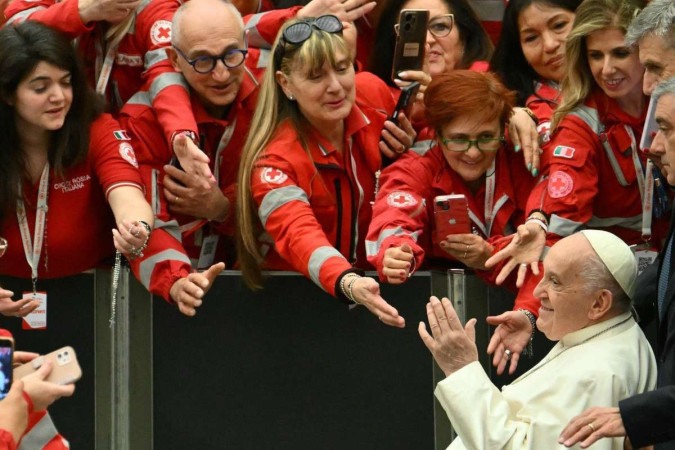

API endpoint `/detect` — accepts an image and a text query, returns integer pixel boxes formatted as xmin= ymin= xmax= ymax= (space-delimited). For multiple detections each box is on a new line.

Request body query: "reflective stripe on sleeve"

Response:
xmin=139 ymin=249 xmax=192 ymax=288
xmin=587 ymin=214 xmax=642 ymax=231
xmin=126 ymin=90 xmax=152 ymax=107
xmin=365 ymin=226 xmax=421 ymax=257
xmin=258 ymin=185 xmax=309 ymax=227
xmin=409 ymin=140 xmax=434 ymax=156
xmin=548 ymin=214 xmax=585 ymax=237
xmin=149 ymin=72 xmax=189 ymax=101
xmin=6 ymin=6 xmax=45 ymax=24
xmin=308 ymin=246 xmax=346 ymax=289
xmin=18 ymin=413 xmax=59 ymax=450
xmin=244 ymin=13 xmax=272 ymax=48
xmin=144 ymin=47 xmax=169 ymax=70
xmin=155 ymin=218 xmax=183 ymax=242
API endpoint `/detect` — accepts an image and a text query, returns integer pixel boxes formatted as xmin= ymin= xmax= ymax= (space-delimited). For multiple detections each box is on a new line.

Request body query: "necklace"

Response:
xmin=512 ymin=315 xmax=633 ymax=384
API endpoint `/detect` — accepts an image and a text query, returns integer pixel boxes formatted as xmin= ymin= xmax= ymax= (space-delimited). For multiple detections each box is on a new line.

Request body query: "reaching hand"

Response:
xmin=0 ymin=380 xmax=29 ymax=444
xmin=169 ymin=262 xmax=225 ymax=316
xmin=112 ymin=219 xmax=150 ymax=257
xmin=382 ymin=244 xmax=414 ymax=284
xmin=298 ymin=0 xmax=376 ymax=23
xmin=350 ymin=277 xmax=405 ymax=328
xmin=486 ymin=311 xmax=533 ymax=375
xmin=418 ymin=296 xmax=478 ymax=376
xmin=485 ymin=222 xmax=545 ymax=286
xmin=172 ymin=134 xmax=214 ymax=189
xmin=509 ymin=107 xmax=541 ymax=176
xmin=559 ymin=407 xmax=626 ymax=449
xmin=78 ymin=0 xmax=139 ymax=23
xmin=0 ymin=288 xmax=40 ymax=318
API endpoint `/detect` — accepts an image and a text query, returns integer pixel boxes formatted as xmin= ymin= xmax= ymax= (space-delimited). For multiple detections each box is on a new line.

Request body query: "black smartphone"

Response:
xmin=0 ymin=336 xmax=14 ymax=400
xmin=388 ymin=81 xmax=420 ymax=126
xmin=391 ymin=9 xmax=429 ymax=82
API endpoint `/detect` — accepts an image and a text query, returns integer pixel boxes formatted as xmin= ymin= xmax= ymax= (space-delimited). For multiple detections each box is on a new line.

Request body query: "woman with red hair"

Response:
xmin=366 ymin=70 xmax=539 ymax=325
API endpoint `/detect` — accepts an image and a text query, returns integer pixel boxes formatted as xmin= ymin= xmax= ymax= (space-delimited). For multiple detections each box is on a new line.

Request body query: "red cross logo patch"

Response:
xmin=261 ymin=167 xmax=288 ymax=184
xmin=548 ymin=170 xmax=573 ymax=198
xmin=150 ymin=20 xmax=172 ymax=45
xmin=119 ymin=143 xmax=138 ymax=168
xmin=386 ymin=191 xmax=417 ymax=208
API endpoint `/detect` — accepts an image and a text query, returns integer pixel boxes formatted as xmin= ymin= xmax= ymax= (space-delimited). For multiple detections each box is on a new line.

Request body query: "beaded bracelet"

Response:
xmin=129 ymin=220 xmax=152 ymax=259
xmin=340 ymin=273 xmax=360 ymax=303
xmin=518 ymin=308 xmax=536 ymax=357
xmin=346 ymin=275 xmax=361 ymax=304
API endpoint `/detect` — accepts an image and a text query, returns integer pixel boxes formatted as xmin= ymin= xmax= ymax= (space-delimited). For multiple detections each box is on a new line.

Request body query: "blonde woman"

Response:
xmin=237 ymin=16 xmax=407 ymax=327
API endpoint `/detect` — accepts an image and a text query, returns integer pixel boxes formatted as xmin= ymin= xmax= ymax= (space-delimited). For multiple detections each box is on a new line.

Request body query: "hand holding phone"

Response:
xmin=14 ymin=346 xmax=82 ymax=386
xmin=391 ymin=9 xmax=429 ymax=82
xmin=433 ymin=194 xmax=471 ymax=245
xmin=388 ymin=82 xmax=420 ymax=126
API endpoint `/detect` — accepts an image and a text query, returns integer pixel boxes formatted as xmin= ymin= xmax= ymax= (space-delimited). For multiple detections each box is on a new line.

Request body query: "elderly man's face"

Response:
xmin=170 ymin=6 xmax=246 ymax=117
xmin=655 ymin=93 xmax=675 ymax=185
xmin=640 ymin=34 xmax=675 ymax=96
xmin=533 ymin=234 xmax=595 ymax=341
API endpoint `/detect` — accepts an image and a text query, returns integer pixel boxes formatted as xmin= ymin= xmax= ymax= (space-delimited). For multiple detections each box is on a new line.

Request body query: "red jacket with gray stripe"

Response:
xmin=249 ymin=72 xmax=395 ymax=297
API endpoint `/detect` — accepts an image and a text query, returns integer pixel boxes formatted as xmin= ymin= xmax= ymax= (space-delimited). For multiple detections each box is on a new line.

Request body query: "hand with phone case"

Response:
xmin=379 ymin=82 xmax=420 ymax=159
xmin=19 ymin=361 xmax=76 ymax=411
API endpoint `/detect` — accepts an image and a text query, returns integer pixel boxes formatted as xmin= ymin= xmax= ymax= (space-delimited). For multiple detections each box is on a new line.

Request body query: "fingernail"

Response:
xmin=398 ymin=71 xmax=407 ymax=78
xmin=527 ymin=163 xmax=532 ymax=172
xmin=514 ymin=144 xmax=521 ymax=152
xmin=532 ymin=168 xmax=538 ymax=177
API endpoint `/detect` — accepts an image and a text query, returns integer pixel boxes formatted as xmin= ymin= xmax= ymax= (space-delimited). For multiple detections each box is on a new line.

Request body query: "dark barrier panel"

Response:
xmin=0 ymin=274 xmax=96 ymax=449
xmin=153 ymin=272 xmax=436 ymax=450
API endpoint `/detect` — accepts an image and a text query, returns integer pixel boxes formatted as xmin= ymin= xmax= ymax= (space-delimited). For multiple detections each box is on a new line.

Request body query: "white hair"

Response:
xmin=653 ymin=77 xmax=675 ymax=99
xmin=625 ymin=0 xmax=675 ymax=48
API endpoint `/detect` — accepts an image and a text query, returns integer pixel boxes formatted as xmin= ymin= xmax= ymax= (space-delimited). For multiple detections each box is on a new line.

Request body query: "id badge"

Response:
xmin=631 ymin=244 xmax=658 ymax=275
xmin=21 ymin=291 xmax=47 ymax=330
xmin=197 ymin=234 xmax=219 ymax=270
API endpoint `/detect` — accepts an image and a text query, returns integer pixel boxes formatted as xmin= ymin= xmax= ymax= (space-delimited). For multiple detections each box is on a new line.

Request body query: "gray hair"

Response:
xmin=653 ymin=76 xmax=675 ymax=99
xmin=625 ymin=0 xmax=675 ymax=48
xmin=581 ymin=252 xmax=632 ymax=312
xmin=172 ymin=0 xmax=244 ymax=47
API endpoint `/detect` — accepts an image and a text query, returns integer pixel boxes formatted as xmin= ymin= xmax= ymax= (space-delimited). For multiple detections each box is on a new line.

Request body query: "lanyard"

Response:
xmin=625 ymin=125 xmax=653 ymax=241
xmin=16 ymin=163 xmax=50 ymax=294
xmin=95 ymin=30 xmax=125 ymax=96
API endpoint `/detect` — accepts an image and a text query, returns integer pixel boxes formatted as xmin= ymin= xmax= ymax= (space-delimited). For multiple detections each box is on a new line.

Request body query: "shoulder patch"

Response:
xmin=552 ymin=145 xmax=575 ymax=159
xmin=150 ymin=20 xmax=172 ymax=45
xmin=547 ymin=170 xmax=574 ymax=198
xmin=113 ymin=130 xmax=131 ymax=140
xmin=260 ymin=167 xmax=288 ymax=184
xmin=386 ymin=191 xmax=418 ymax=208
xmin=119 ymin=143 xmax=139 ymax=168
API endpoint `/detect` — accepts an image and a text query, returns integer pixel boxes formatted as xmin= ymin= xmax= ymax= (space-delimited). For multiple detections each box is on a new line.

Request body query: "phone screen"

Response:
xmin=0 ymin=339 xmax=13 ymax=400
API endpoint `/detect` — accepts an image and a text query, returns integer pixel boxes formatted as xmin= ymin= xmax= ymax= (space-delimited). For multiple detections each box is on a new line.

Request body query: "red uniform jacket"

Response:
xmin=5 ymin=0 xmax=197 ymax=145
xmin=526 ymin=79 xmax=561 ymax=146
xmin=119 ymin=65 xmax=261 ymax=300
xmin=538 ymin=89 xmax=668 ymax=248
xmin=0 ymin=115 xmax=143 ymax=280
xmin=366 ymin=141 xmax=540 ymax=313
xmin=250 ymin=72 xmax=395 ymax=297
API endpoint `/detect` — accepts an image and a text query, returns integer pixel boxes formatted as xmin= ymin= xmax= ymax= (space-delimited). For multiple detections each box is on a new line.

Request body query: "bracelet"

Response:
xmin=518 ymin=308 xmax=536 ymax=357
xmin=340 ymin=273 xmax=360 ymax=301
xmin=528 ymin=209 xmax=550 ymax=224
xmin=526 ymin=218 xmax=548 ymax=233
xmin=521 ymin=107 xmax=539 ymax=126
xmin=128 ymin=221 xmax=152 ymax=259
xmin=346 ymin=275 xmax=362 ymax=304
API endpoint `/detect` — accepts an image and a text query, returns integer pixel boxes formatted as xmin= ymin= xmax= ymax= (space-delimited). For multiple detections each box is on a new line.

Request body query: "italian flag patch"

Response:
xmin=553 ymin=145 xmax=575 ymax=159
xmin=113 ymin=130 xmax=131 ymax=140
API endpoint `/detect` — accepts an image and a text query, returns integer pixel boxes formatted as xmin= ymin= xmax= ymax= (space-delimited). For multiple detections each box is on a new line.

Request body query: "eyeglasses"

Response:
xmin=273 ymin=15 xmax=343 ymax=69
xmin=394 ymin=14 xmax=454 ymax=38
xmin=441 ymin=136 xmax=505 ymax=152
xmin=173 ymin=45 xmax=248 ymax=74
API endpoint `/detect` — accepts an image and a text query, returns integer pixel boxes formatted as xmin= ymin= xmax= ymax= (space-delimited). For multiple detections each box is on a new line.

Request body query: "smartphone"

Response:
xmin=433 ymin=194 xmax=471 ymax=244
xmin=14 ymin=346 xmax=82 ymax=385
xmin=391 ymin=9 xmax=429 ymax=82
xmin=0 ymin=336 xmax=13 ymax=400
xmin=388 ymin=81 xmax=420 ymax=126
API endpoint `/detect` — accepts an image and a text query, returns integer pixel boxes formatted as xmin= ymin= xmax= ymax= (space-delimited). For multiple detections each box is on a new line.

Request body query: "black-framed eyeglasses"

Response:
xmin=394 ymin=14 xmax=454 ymax=38
xmin=173 ymin=45 xmax=248 ymax=74
xmin=441 ymin=136 xmax=505 ymax=152
xmin=273 ymin=15 xmax=343 ymax=69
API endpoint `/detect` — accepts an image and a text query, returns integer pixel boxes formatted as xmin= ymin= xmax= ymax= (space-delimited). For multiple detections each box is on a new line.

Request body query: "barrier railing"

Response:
xmin=1 ymin=268 xmax=547 ymax=449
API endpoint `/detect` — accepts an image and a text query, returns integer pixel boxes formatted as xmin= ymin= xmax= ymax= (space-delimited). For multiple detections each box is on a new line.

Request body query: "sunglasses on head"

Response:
xmin=273 ymin=15 xmax=343 ymax=69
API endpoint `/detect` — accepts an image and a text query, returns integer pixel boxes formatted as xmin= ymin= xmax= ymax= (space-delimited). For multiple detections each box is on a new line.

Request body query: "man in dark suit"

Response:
xmin=559 ymin=76 xmax=675 ymax=449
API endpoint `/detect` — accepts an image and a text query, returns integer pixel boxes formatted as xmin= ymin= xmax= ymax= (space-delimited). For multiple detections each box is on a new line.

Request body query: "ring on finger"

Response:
xmin=520 ymin=263 xmax=528 ymax=269
xmin=504 ymin=349 xmax=512 ymax=360
xmin=587 ymin=423 xmax=596 ymax=432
